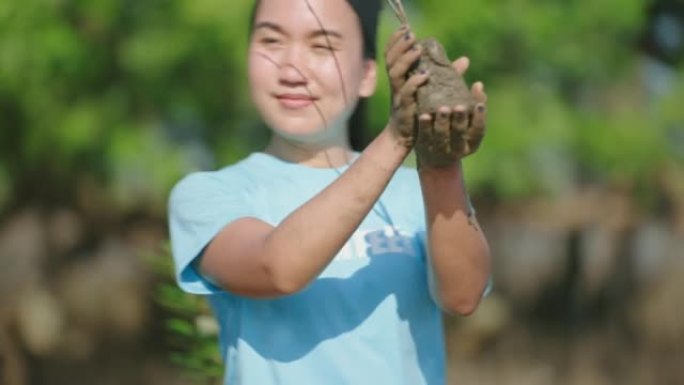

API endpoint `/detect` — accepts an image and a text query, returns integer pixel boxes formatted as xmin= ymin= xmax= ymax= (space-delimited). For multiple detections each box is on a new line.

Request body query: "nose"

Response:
xmin=278 ymin=45 xmax=308 ymax=86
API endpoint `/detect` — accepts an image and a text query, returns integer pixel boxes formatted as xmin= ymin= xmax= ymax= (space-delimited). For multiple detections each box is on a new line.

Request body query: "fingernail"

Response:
xmin=419 ymin=68 xmax=428 ymax=75
xmin=404 ymin=32 xmax=411 ymax=40
xmin=477 ymin=105 xmax=486 ymax=113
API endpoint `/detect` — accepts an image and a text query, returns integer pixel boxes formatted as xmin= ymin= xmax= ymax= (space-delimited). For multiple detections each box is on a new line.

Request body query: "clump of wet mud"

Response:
xmin=412 ymin=38 xmax=475 ymax=116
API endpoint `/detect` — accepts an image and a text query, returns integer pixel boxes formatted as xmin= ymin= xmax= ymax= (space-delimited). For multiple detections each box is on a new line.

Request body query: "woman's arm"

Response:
xmin=199 ymin=129 xmax=408 ymax=298
xmin=419 ymin=161 xmax=491 ymax=316
xmin=416 ymin=63 xmax=491 ymax=316
xmin=198 ymin=28 xmax=426 ymax=299
xmin=385 ymin=26 xmax=491 ymax=315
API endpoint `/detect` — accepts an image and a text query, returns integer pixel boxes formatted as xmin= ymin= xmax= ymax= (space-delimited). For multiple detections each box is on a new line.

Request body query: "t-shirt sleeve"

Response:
xmin=167 ymin=171 xmax=252 ymax=295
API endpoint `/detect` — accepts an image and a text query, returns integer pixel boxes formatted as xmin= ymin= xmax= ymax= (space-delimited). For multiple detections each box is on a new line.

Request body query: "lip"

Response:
xmin=275 ymin=93 xmax=317 ymax=109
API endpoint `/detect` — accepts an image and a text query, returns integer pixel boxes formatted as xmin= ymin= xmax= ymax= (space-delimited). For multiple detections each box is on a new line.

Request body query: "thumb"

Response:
xmin=452 ymin=56 xmax=470 ymax=76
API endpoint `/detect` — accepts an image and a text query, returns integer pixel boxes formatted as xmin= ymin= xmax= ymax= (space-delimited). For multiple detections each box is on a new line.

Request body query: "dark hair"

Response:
xmin=248 ymin=0 xmax=381 ymax=151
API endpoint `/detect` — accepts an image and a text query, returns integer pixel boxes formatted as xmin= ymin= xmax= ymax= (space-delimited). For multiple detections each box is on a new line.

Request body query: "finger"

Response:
xmin=383 ymin=25 xmax=410 ymax=58
xmin=452 ymin=56 xmax=470 ymax=76
xmin=418 ymin=113 xmax=433 ymax=141
xmin=470 ymin=103 xmax=487 ymax=135
xmin=385 ymin=29 xmax=416 ymax=70
xmin=451 ymin=104 xmax=469 ymax=136
xmin=471 ymin=81 xmax=487 ymax=104
xmin=393 ymin=70 xmax=428 ymax=127
xmin=418 ymin=113 xmax=432 ymax=127
xmin=388 ymin=44 xmax=422 ymax=91
xmin=396 ymin=70 xmax=429 ymax=108
xmin=467 ymin=103 xmax=487 ymax=153
xmin=434 ymin=107 xmax=451 ymax=139
xmin=393 ymin=71 xmax=428 ymax=126
xmin=430 ymin=107 xmax=451 ymax=156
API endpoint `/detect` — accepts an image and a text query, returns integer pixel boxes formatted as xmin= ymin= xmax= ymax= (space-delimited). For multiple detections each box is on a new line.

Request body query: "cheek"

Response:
xmin=318 ymin=57 xmax=360 ymax=90
xmin=248 ymin=52 xmax=272 ymax=94
xmin=334 ymin=63 xmax=367 ymax=100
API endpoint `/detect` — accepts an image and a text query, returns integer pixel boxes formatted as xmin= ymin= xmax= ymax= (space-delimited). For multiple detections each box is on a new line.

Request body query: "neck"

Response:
xmin=264 ymin=135 xmax=354 ymax=168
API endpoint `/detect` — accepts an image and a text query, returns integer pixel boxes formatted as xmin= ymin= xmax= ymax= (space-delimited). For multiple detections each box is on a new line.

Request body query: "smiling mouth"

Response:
xmin=275 ymin=94 xmax=318 ymax=109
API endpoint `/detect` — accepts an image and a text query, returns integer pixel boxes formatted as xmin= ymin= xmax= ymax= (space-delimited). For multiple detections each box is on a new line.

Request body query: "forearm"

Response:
xmin=419 ymin=162 xmax=490 ymax=315
xmin=264 ymin=128 xmax=410 ymax=292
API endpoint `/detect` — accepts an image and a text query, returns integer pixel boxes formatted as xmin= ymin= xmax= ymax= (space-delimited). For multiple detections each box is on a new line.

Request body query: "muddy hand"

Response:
xmin=384 ymin=25 xmax=428 ymax=148
xmin=415 ymin=58 xmax=487 ymax=167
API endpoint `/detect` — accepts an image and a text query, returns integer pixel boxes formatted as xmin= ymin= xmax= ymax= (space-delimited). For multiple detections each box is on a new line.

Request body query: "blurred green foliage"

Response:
xmin=1 ymin=0 xmax=681 ymax=212
xmin=0 ymin=0 xmax=260 ymax=215
xmin=1 ymin=0 xmax=682 ymax=380
xmin=148 ymin=245 xmax=223 ymax=382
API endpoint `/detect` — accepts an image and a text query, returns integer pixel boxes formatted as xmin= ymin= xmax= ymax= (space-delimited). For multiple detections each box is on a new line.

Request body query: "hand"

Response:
xmin=415 ymin=58 xmax=487 ymax=167
xmin=383 ymin=25 xmax=429 ymax=148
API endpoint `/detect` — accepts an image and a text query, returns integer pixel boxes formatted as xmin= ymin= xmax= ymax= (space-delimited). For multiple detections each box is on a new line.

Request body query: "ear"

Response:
xmin=358 ymin=59 xmax=377 ymax=98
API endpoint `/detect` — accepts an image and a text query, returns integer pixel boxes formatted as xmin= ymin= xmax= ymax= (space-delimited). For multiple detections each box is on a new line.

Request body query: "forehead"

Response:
xmin=254 ymin=0 xmax=362 ymax=37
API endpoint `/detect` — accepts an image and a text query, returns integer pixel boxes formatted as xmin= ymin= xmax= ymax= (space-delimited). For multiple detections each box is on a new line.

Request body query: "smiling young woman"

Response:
xmin=168 ymin=0 xmax=492 ymax=384
xmin=248 ymin=0 xmax=378 ymax=165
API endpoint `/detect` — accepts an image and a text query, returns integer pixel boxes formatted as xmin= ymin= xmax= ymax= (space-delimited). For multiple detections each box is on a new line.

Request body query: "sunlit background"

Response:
xmin=1 ymin=0 xmax=683 ymax=384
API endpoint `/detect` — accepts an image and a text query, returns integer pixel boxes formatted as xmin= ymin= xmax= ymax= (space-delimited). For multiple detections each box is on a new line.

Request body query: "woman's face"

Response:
xmin=248 ymin=0 xmax=377 ymax=145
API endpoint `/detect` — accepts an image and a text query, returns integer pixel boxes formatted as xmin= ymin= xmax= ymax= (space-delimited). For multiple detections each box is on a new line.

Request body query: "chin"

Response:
xmin=264 ymin=112 xmax=346 ymax=141
xmin=255 ymin=99 xmax=351 ymax=145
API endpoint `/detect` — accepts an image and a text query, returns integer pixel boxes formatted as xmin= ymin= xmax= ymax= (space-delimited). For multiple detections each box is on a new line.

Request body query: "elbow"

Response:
xmin=264 ymin=257 xmax=308 ymax=296
xmin=270 ymin=275 xmax=306 ymax=296
xmin=438 ymin=282 xmax=490 ymax=316
xmin=441 ymin=296 xmax=481 ymax=317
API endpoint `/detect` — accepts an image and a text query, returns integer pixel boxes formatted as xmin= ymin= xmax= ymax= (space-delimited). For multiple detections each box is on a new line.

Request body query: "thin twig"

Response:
xmin=386 ymin=0 xmax=410 ymax=26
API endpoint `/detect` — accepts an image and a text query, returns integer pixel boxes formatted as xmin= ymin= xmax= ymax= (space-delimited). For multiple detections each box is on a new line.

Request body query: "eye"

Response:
xmin=312 ymin=44 xmax=336 ymax=54
xmin=259 ymin=37 xmax=281 ymax=46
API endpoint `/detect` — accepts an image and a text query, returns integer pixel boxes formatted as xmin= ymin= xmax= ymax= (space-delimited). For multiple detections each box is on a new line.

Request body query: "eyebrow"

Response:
xmin=310 ymin=29 xmax=343 ymax=40
xmin=254 ymin=21 xmax=286 ymax=34
xmin=254 ymin=21 xmax=343 ymax=40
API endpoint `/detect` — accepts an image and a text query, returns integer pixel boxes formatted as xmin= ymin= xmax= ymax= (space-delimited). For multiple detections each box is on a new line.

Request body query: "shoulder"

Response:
xmin=168 ymin=155 xmax=259 ymax=207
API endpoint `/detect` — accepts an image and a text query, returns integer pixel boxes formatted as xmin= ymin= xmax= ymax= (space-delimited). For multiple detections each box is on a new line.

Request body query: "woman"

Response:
xmin=168 ymin=0 xmax=491 ymax=383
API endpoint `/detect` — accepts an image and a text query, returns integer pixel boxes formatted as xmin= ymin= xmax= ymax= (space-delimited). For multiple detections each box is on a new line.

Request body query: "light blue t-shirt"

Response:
xmin=168 ymin=152 xmax=449 ymax=385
